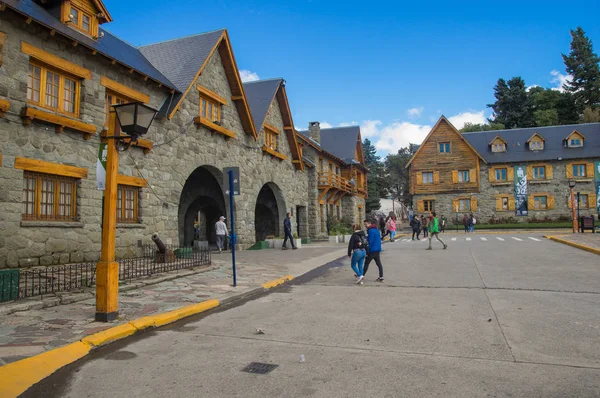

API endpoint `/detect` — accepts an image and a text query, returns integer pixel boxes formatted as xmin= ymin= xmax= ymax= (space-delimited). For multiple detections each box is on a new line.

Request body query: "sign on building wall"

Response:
xmin=595 ymin=161 xmax=600 ymax=214
xmin=514 ymin=165 xmax=528 ymax=216
xmin=96 ymin=143 xmax=107 ymax=191
xmin=223 ymin=167 xmax=240 ymax=196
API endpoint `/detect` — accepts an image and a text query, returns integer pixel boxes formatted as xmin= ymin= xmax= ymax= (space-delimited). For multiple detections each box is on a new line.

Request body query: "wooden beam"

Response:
xmin=25 ymin=17 xmax=33 ymax=24
xmin=283 ymin=126 xmax=294 ymax=131
xmin=21 ymin=42 xmax=92 ymax=79
xmin=111 ymin=59 xmax=116 ymax=65
xmin=318 ymin=187 xmax=330 ymax=203
xmin=0 ymin=3 xmax=6 ymax=11
xmin=50 ymin=29 xmax=56 ymax=36
xmin=194 ymin=116 xmax=236 ymax=139
xmin=72 ymin=41 xmax=78 ymax=47
xmin=92 ymin=50 xmax=97 ymax=55
xmin=0 ymin=98 xmax=9 ymax=117
xmin=231 ymin=95 xmax=243 ymax=101
xmin=23 ymin=107 xmax=97 ymax=137
xmin=116 ymin=174 xmax=147 ymax=187
xmin=263 ymin=123 xmax=281 ymax=135
xmin=15 ymin=156 xmax=88 ymax=178
xmin=128 ymin=68 xmax=134 ymax=74
xmin=100 ymin=76 xmax=150 ymax=103
xmin=143 ymin=76 xmax=149 ymax=81
xmin=197 ymin=85 xmax=227 ymax=105
xmin=261 ymin=145 xmax=287 ymax=161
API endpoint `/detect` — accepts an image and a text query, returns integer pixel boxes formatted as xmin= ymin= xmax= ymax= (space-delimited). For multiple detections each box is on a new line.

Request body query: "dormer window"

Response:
xmin=526 ymin=132 xmax=545 ymax=151
xmin=489 ymin=136 xmax=507 ymax=153
xmin=565 ymin=130 xmax=585 ymax=148
xmin=60 ymin=0 xmax=112 ymax=39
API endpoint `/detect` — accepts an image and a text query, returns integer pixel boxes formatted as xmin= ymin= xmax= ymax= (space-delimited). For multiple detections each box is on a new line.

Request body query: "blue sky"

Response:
xmin=105 ymin=0 xmax=600 ymax=155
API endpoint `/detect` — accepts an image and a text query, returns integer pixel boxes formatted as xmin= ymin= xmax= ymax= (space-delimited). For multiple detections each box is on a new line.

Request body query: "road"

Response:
xmin=24 ymin=234 xmax=600 ymax=397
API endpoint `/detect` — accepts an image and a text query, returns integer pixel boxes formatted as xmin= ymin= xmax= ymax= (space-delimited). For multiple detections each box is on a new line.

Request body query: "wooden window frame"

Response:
xmin=69 ymin=4 xmax=94 ymax=35
xmin=117 ymin=184 xmax=140 ymax=224
xmin=439 ymin=142 xmax=451 ymax=153
xmin=491 ymin=143 xmax=506 ymax=153
xmin=533 ymin=195 xmax=548 ymax=210
xmin=27 ymin=61 xmax=81 ymax=117
xmin=532 ymin=165 xmax=546 ymax=180
xmin=495 ymin=168 xmax=507 ymax=182
xmin=422 ymin=171 xmax=434 ymax=184
xmin=459 ymin=198 xmax=471 ymax=212
xmin=22 ymin=171 xmax=78 ymax=222
xmin=458 ymin=170 xmax=470 ymax=183
xmin=529 ymin=140 xmax=544 ymax=151
xmin=423 ymin=200 xmax=434 ymax=212
xmin=264 ymin=124 xmax=280 ymax=152
xmin=572 ymin=164 xmax=586 ymax=178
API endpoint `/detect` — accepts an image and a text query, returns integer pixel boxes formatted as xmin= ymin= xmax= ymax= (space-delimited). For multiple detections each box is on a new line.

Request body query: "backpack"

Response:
xmin=356 ymin=232 xmax=369 ymax=251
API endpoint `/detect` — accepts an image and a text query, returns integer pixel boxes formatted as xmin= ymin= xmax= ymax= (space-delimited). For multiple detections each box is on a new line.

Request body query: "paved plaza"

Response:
xmin=20 ymin=234 xmax=600 ymax=397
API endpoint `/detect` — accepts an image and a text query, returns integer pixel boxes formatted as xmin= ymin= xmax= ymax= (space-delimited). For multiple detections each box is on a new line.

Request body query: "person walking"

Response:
xmin=386 ymin=215 xmax=397 ymax=242
xmin=440 ymin=215 xmax=446 ymax=233
xmin=378 ymin=216 xmax=387 ymax=241
xmin=363 ymin=218 xmax=384 ymax=282
xmin=282 ymin=212 xmax=297 ymax=250
xmin=462 ymin=214 xmax=469 ymax=233
xmin=470 ymin=213 xmax=476 ymax=233
xmin=410 ymin=215 xmax=421 ymax=240
xmin=421 ymin=215 xmax=429 ymax=238
xmin=347 ymin=224 xmax=367 ymax=284
xmin=426 ymin=212 xmax=447 ymax=250
xmin=215 ymin=216 xmax=228 ymax=254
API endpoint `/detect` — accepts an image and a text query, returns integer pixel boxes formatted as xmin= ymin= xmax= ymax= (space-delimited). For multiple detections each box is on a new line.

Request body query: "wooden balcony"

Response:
xmin=317 ymin=172 xmax=366 ymax=205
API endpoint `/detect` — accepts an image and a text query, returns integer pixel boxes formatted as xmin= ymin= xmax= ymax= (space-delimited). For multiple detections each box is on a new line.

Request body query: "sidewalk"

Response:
xmin=545 ymin=233 xmax=600 ymax=255
xmin=0 ymin=243 xmax=346 ymax=367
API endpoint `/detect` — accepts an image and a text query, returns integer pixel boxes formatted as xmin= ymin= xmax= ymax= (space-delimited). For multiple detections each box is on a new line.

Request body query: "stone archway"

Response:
xmin=254 ymin=183 xmax=286 ymax=242
xmin=178 ymin=166 xmax=226 ymax=247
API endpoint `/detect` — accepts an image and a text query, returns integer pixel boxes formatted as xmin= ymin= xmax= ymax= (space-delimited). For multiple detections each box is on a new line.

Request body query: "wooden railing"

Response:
xmin=318 ymin=172 xmax=355 ymax=193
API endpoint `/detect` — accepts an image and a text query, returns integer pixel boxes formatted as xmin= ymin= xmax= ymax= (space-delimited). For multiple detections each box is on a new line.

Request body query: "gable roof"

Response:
xmin=5 ymin=0 xmax=176 ymax=90
xmin=566 ymin=129 xmax=586 ymax=140
xmin=462 ymin=123 xmax=600 ymax=164
xmin=406 ymin=116 xmax=487 ymax=168
xmin=243 ymin=78 xmax=304 ymax=170
xmin=489 ymin=135 xmax=508 ymax=145
xmin=526 ymin=132 xmax=545 ymax=143
xmin=297 ymin=126 xmax=367 ymax=170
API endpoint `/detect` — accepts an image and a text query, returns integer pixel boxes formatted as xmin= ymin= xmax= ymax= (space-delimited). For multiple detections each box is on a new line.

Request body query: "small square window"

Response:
xmin=533 ymin=166 xmax=545 ymax=180
xmin=501 ymin=197 xmax=509 ymax=210
xmin=534 ymin=196 xmax=548 ymax=210
xmin=423 ymin=200 xmax=434 ymax=212
xmin=458 ymin=170 xmax=470 ymax=183
xmin=439 ymin=142 xmax=450 ymax=153
xmin=423 ymin=172 xmax=434 ymax=184
xmin=530 ymin=141 xmax=543 ymax=150
xmin=578 ymin=194 xmax=588 ymax=208
xmin=569 ymin=139 xmax=582 ymax=147
xmin=492 ymin=143 xmax=506 ymax=152
xmin=459 ymin=199 xmax=471 ymax=211
xmin=494 ymin=168 xmax=507 ymax=181
xmin=572 ymin=164 xmax=586 ymax=177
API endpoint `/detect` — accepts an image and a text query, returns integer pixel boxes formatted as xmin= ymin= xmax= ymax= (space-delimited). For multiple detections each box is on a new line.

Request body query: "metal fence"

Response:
xmin=0 ymin=246 xmax=211 ymax=303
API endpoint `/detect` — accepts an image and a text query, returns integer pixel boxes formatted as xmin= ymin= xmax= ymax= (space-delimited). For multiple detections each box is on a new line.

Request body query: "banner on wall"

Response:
xmin=514 ymin=165 xmax=528 ymax=216
xmin=595 ymin=161 xmax=600 ymax=214
xmin=96 ymin=143 xmax=107 ymax=191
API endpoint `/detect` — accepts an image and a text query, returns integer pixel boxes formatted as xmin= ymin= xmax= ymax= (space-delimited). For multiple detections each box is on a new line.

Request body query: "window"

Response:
xmin=578 ymin=194 xmax=589 ymax=208
xmin=264 ymin=128 xmax=278 ymax=151
xmin=105 ymin=92 xmax=128 ymax=125
xmin=22 ymin=172 xmax=77 ymax=221
xmin=532 ymin=166 xmax=545 ymax=180
xmin=423 ymin=172 xmax=434 ymax=184
xmin=423 ymin=200 xmax=434 ymax=212
xmin=533 ymin=196 xmax=548 ymax=210
xmin=117 ymin=185 xmax=139 ymax=223
xmin=492 ymin=143 xmax=506 ymax=152
xmin=200 ymin=97 xmax=221 ymax=123
xmin=69 ymin=5 xmax=93 ymax=35
xmin=573 ymin=164 xmax=586 ymax=177
xmin=494 ymin=168 xmax=507 ymax=182
xmin=569 ymin=138 xmax=582 ymax=147
xmin=319 ymin=159 xmax=324 ymax=172
xmin=459 ymin=199 xmax=471 ymax=211
xmin=458 ymin=170 xmax=470 ymax=183
xmin=501 ymin=197 xmax=509 ymax=211
xmin=27 ymin=62 xmax=80 ymax=116
xmin=439 ymin=142 xmax=450 ymax=153
xmin=530 ymin=140 xmax=543 ymax=150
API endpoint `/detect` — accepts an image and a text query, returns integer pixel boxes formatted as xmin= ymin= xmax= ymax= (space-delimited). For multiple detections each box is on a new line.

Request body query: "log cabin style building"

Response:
xmin=0 ymin=0 xmax=367 ymax=268
xmin=408 ymin=116 xmax=600 ymax=223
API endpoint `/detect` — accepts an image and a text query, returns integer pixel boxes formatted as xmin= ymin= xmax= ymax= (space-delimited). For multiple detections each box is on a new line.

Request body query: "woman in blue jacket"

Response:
xmin=362 ymin=218 xmax=384 ymax=282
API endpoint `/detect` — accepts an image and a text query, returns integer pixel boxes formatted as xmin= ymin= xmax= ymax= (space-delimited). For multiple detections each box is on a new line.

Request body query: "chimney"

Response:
xmin=308 ymin=121 xmax=320 ymax=144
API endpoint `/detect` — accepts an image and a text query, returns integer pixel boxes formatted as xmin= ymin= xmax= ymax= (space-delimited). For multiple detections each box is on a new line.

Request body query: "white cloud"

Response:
xmin=372 ymin=121 xmax=431 ymax=153
xmin=407 ymin=107 xmax=424 ymax=118
xmin=239 ymin=70 xmax=260 ymax=82
xmin=339 ymin=121 xmax=358 ymax=127
xmin=448 ymin=110 xmax=487 ymax=130
xmin=550 ymin=70 xmax=572 ymax=92
xmin=360 ymin=120 xmax=381 ymax=138
xmin=526 ymin=84 xmax=540 ymax=92
xmin=319 ymin=121 xmax=333 ymax=129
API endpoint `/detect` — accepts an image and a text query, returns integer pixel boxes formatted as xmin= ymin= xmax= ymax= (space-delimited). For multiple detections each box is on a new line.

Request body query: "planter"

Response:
xmin=193 ymin=240 xmax=209 ymax=250
xmin=343 ymin=235 xmax=352 ymax=243
xmin=329 ymin=236 xmax=339 ymax=244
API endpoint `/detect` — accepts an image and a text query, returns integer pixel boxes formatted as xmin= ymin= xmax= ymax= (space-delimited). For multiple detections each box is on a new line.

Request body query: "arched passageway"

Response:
xmin=178 ymin=166 xmax=226 ymax=247
xmin=254 ymin=183 xmax=286 ymax=242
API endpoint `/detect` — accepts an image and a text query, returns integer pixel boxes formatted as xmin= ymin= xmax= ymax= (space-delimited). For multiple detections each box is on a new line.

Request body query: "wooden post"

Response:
xmin=570 ymin=187 xmax=578 ymax=233
xmin=95 ymin=112 xmax=120 ymax=322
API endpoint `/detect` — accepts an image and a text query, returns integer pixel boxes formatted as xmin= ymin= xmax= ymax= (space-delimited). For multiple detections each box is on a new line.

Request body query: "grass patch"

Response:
xmin=448 ymin=222 xmax=572 ymax=230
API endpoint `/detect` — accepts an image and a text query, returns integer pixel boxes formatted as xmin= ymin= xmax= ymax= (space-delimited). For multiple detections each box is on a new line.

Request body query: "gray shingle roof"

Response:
xmin=5 ymin=0 xmax=176 ymax=90
xmin=243 ymin=79 xmax=283 ymax=132
xmin=462 ymin=123 xmax=600 ymax=164
xmin=298 ymin=126 xmax=360 ymax=163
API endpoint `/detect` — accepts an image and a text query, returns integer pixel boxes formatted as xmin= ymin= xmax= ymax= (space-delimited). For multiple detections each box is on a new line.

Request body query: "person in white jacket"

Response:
xmin=215 ymin=216 xmax=228 ymax=254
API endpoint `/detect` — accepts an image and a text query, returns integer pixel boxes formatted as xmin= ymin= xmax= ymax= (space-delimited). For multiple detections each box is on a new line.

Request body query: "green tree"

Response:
xmin=562 ymin=27 xmax=600 ymax=110
xmin=362 ymin=138 xmax=383 ymax=212
xmin=556 ymin=92 xmax=580 ymax=124
xmin=487 ymin=77 xmax=535 ymax=128
xmin=385 ymin=144 xmax=418 ymax=206
xmin=530 ymin=87 xmax=561 ymax=126
xmin=459 ymin=122 xmax=505 ymax=133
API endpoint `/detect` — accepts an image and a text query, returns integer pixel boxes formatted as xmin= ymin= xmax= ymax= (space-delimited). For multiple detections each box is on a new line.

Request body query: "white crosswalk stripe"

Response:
xmin=528 ymin=237 xmax=541 ymax=241
xmin=496 ymin=237 xmax=505 ymax=241
xmin=466 ymin=237 xmax=471 ymax=241
xmin=480 ymin=237 xmax=487 ymax=241
xmin=451 ymin=237 xmax=457 ymax=241
xmin=512 ymin=237 xmax=523 ymax=241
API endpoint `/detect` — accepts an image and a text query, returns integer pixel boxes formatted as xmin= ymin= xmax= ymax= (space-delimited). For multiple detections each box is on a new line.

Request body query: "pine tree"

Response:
xmin=487 ymin=77 xmax=535 ymax=128
xmin=362 ymin=138 xmax=382 ymax=212
xmin=562 ymin=27 xmax=600 ymax=110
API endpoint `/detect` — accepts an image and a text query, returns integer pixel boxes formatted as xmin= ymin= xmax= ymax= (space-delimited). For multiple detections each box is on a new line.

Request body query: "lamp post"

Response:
xmin=568 ymin=179 xmax=578 ymax=234
xmin=96 ymin=102 xmax=157 ymax=322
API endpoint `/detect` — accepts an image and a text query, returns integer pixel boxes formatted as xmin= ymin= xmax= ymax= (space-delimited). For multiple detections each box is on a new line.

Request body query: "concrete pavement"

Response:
xmin=21 ymin=233 xmax=600 ymax=397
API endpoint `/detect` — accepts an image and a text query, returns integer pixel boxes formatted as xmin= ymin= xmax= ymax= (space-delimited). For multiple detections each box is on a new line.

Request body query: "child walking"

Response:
xmin=347 ymin=224 xmax=367 ymax=284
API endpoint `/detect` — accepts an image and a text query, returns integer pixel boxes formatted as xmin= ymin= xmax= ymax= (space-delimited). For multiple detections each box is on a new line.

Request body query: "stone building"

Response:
xmin=408 ymin=116 xmax=600 ymax=223
xmin=0 ymin=0 xmax=367 ymax=268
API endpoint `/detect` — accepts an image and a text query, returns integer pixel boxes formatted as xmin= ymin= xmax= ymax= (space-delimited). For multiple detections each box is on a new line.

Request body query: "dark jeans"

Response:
xmin=283 ymin=230 xmax=295 ymax=248
xmin=422 ymin=228 xmax=428 ymax=238
xmin=412 ymin=229 xmax=420 ymax=239
xmin=363 ymin=252 xmax=383 ymax=278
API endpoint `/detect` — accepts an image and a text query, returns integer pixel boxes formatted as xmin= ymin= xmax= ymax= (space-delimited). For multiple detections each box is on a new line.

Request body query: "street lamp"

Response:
xmin=568 ymin=179 xmax=578 ymax=234
xmin=96 ymin=102 xmax=158 ymax=322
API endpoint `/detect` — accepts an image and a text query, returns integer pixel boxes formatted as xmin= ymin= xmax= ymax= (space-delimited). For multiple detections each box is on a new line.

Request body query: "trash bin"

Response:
xmin=579 ymin=216 xmax=595 ymax=233
xmin=0 ymin=269 xmax=19 ymax=303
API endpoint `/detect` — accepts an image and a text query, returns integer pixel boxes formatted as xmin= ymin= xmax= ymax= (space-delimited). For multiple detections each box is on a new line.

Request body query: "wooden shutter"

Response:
xmin=451 ymin=170 xmax=458 ymax=183
xmin=548 ymin=195 xmax=555 ymax=210
xmin=416 ymin=173 xmax=423 ymax=185
xmin=589 ymin=193 xmax=597 ymax=209
xmin=545 ymin=164 xmax=553 ymax=180
xmin=433 ymin=171 xmax=440 ymax=184
xmin=566 ymin=163 xmax=574 ymax=178
xmin=527 ymin=196 xmax=534 ymax=210
xmin=586 ymin=163 xmax=594 ymax=178
xmin=488 ymin=169 xmax=495 ymax=182
xmin=526 ymin=165 xmax=533 ymax=180
xmin=471 ymin=197 xmax=478 ymax=211
xmin=508 ymin=197 xmax=516 ymax=211
xmin=495 ymin=196 xmax=502 ymax=211
xmin=417 ymin=200 xmax=424 ymax=213
xmin=452 ymin=199 xmax=459 ymax=213
xmin=469 ymin=168 xmax=477 ymax=183
xmin=507 ymin=167 xmax=514 ymax=182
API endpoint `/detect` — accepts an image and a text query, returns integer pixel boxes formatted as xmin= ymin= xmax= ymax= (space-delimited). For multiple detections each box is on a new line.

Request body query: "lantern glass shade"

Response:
xmin=112 ymin=102 xmax=158 ymax=140
xmin=568 ymin=179 xmax=576 ymax=189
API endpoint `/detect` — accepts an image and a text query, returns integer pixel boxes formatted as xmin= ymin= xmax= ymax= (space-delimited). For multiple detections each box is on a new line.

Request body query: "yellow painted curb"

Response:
xmin=262 ymin=274 xmax=293 ymax=289
xmin=0 ymin=341 xmax=91 ymax=398
xmin=81 ymin=323 xmax=137 ymax=347
xmin=150 ymin=299 xmax=220 ymax=327
xmin=545 ymin=235 xmax=600 ymax=255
